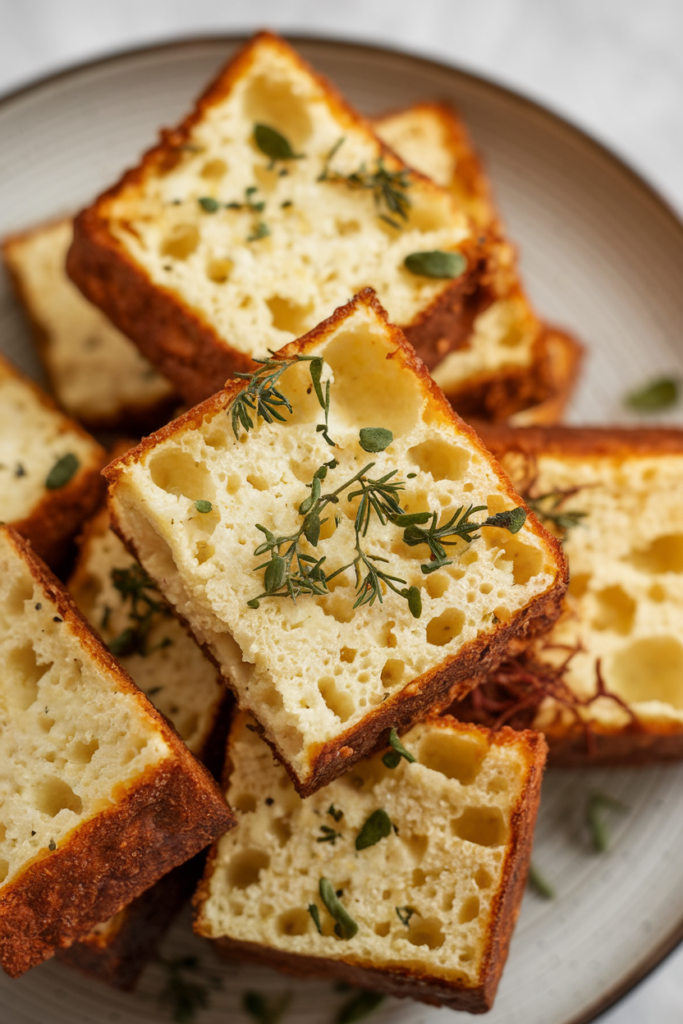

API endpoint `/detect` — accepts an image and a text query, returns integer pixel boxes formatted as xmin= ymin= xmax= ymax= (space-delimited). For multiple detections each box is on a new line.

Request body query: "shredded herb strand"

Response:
xmin=319 ymin=877 xmax=358 ymax=939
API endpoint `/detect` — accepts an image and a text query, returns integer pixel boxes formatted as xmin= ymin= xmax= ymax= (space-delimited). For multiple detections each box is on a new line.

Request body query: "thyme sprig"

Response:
xmin=107 ymin=564 xmax=172 ymax=658
xmin=230 ymin=353 xmax=333 ymax=444
xmin=401 ymin=505 xmax=527 ymax=575
xmin=525 ymin=489 xmax=586 ymax=537
xmin=318 ymin=137 xmax=412 ymax=228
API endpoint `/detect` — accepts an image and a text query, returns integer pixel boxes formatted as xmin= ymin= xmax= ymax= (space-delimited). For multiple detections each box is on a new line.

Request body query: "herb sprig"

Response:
xmin=106 ymin=564 xmax=172 ymax=658
xmin=319 ymin=137 xmax=412 ymax=228
xmin=156 ymin=955 xmax=221 ymax=1023
xmin=525 ymin=490 xmax=586 ymax=537
xmin=230 ymin=353 xmax=333 ymax=444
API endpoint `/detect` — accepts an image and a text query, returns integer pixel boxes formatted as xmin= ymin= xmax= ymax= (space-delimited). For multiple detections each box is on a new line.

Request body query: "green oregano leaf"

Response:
xmin=395 ymin=905 xmax=416 ymax=927
xmin=337 ymin=989 xmax=385 ymax=1023
xmin=355 ymin=809 xmax=392 ymax=850
xmin=45 ymin=452 xmax=79 ymax=490
xmin=359 ymin=427 xmax=393 ymax=453
xmin=194 ymin=499 xmax=213 ymax=514
xmin=303 ymin=510 xmax=321 ymax=547
xmin=198 ymin=196 xmax=220 ymax=213
xmin=254 ymin=124 xmax=303 ymax=161
xmin=382 ymin=727 xmax=416 ymax=769
xmin=406 ymin=585 xmax=422 ymax=619
xmin=404 ymin=250 xmax=467 ymax=279
xmin=264 ymin=555 xmax=286 ymax=594
xmin=308 ymin=903 xmax=322 ymax=934
xmin=484 ymin=507 xmax=527 ymax=534
xmin=319 ymin=877 xmax=358 ymax=939
xmin=625 ymin=376 xmax=679 ymax=412
xmin=393 ymin=511 xmax=431 ymax=527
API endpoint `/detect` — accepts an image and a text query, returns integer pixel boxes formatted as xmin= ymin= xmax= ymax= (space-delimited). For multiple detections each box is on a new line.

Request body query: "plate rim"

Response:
xmin=1 ymin=29 xmax=682 ymax=1024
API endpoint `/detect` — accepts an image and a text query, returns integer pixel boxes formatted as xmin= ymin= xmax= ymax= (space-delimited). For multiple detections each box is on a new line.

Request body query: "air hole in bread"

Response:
xmin=425 ymin=574 xmax=448 ymax=599
xmin=266 ymin=296 xmax=314 ymax=337
xmin=474 ymin=867 xmax=492 ymax=889
xmin=246 ymin=473 xmax=269 ymax=492
xmin=206 ymin=256 xmax=233 ymax=283
xmin=160 ymin=223 xmax=200 ymax=260
xmin=70 ymin=738 xmax=99 ymax=765
xmin=149 ymin=448 xmax=214 ymax=502
xmin=233 ymin=793 xmax=257 ymax=813
xmin=243 ymin=74 xmax=312 ymax=150
xmin=322 ymin=327 xmax=422 ymax=438
xmin=271 ymin=817 xmax=292 ymax=847
xmin=6 ymin=579 xmax=33 ymax=616
xmin=336 ymin=219 xmax=360 ymax=236
xmin=408 ymin=439 xmax=470 ymax=482
xmin=340 ymin=647 xmax=357 ymax=664
xmin=374 ymin=921 xmax=391 ymax=937
xmin=200 ymin=158 xmax=228 ymax=180
xmin=32 ymin=777 xmax=83 ymax=818
xmin=318 ymin=676 xmax=354 ymax=722
xmin=195 ymin=541 xmax=215 ymax=565
xmin=648 ymin=583 xmax=666 ymax=603
xmin=412 ymin=868 xmax=427 ymax=887
xmin=277 ymin=907 xmax=310 ymax=936
xmin=426 ymin=608 xmax=465 ymax=647
xmin=6 ymin=645 xmax=51 ymax=710
xmin=228 ymin=848 xmax=270 ymax=889
xmin=458 ymin=895 xmax=480 ymax=924
xmin=625 ymin=534 xmax=683 ymax=574
xmin=403 ymin=833 xmax=429 ymax=863
xmin=591 ymin=585 xmax=636 ymax=636
xmin=486 ymin=530 xmax=543 ymax=586
xmin=418 ymin=731 xmax=485 ymax=784
xmin=486 ymin=775 xmax=509 ymax=794
xmin=407 ymin=915 xmax=445 ymax=949
xmin=317 ymin=594 xmax=354 ymax=624
xmin=452 ymin=806 xmax=508 ymax=847
xmin=609 ymin=637 xmax=683 ymax=708
xmin=380 ymin=658 xmax=405 ymax=687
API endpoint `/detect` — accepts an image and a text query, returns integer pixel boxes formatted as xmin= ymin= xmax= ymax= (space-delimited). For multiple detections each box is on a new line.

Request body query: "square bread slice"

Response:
xmin=66 ymin=32 xmax=494 ymax=407
xmin=374 ymin=102 xmax=583 ymax=424
xmin=57 ymin=499 xmax=229 ymax=988
xmin=2 ymin=220 xmax=177 ymax=431
xmin=456 ymin=425 xmax=683 ymax=766
xmin=103 ymin=289 xmax=566 ymax=796
xmin=195 ymin=710 xmax=547 ymax=1013
xmin=0 ymin=352 xmax=106 ymax=567
xmin=0 ymin=525 xmax=234 ymax=978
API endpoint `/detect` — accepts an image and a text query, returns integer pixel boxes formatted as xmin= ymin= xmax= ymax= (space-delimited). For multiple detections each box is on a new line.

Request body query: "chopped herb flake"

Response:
xmin=382 ymin=728 xmax=416 ymax=769
xmin=328 ymin=804 xmax=344 ymax=822
xmin=48 ymin=839 xmax=56 ymax=851
xmin=625 ymin=376 xmax=679 ymax=412
xmin=46 ymin=452 xmax=79 ymax=490
xmin=319 ymin=877 xmax=358 ymax=939
xmin=317 ymin=824 xmax=342 ymax=845
xmin=198 ymin=196 xmax=220 ymax=213
xmin=308 ymin=903 xmax=322 ymax=934
xmin=355 ymin=809 xmax=392 ymax=850
xmin=254 ymin=123 xmax=303 ymax=162
xmin=358 ymin=427 xmax=393 ymax=453
xmin=404 ymin=250 xmax=467 ymax=279
xmin=194 ymin=499 xmax=213 ymax=514
xmin=587 ymin=792 xmax=628 ymax=852
xmin=396 ymin=906 xmax=416 ymax=927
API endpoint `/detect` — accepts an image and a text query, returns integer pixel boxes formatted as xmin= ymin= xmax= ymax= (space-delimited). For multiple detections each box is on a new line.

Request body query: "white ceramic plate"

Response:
xmin=1 ymin=35 xmax=683 ymax=1024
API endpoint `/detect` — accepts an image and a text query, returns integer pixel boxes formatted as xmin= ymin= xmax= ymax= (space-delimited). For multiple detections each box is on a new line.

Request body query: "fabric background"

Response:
xmin=0 ymin=2 xmax=682 ymax=1020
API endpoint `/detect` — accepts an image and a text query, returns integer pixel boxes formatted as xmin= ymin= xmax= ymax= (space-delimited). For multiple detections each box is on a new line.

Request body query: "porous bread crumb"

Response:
xmin=195 ymin=712 xmax=545 ymax=1010
xmin=0 ymin=528 xmax=171 ymax=890
xmin=2 ymin=220 xmax=175 ymax=428
xmin=498 ymin=445 xmax=683 ymax=732
xmin=105 ymin=292 xmax=563 ymax=791
xmin=69 ymin=507 xmax=224 ymax=755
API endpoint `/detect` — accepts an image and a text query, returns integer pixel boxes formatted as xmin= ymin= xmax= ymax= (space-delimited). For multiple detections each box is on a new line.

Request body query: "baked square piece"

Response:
xmin=0 ymin=525 xmax=234 ymax=978
xmin=457 ymin=425 xmax=683 ymax=765
xmin=57 ymin=499 xmax=228 ymax=988
xmin=374 ymin=102 xmax=583 ymax=424
xmin=67 ymin=32 xmax=495 ymax=406
xmin=104 ymin=290 xmax=566 ymax=795
xmin=2 ymin=219 xmax=177 ymax=432
xmin=195 ymin=711 xmax=547 ymax=1013
xmin=0 ymin=352 xmax=106 ymax=567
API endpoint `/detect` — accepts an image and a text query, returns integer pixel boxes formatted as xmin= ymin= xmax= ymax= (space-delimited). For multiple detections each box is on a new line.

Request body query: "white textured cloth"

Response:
xmin=1 ymin=2 xmax=682 ymax=1020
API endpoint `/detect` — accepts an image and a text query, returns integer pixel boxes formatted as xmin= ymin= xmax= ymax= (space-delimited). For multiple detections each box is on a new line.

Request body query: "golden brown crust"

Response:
xmin=104 ymin=289 xmax=567 ymax=796
xmin=56 ymin=854 xmax=205 ymax=991
xmin=0 ymin=527 xmax=235 ymax=978
xmin=201 ymin=718 xmax=547 ymax=1013
xmin=67 ymin=33 xmax=489 ymax=407
xmin=0 ymin=353 xmax=107 ymax=568
xmin=1 ymin=222 xmax=179 ymax=433
xmin=478 ymin=421 xmax=683 ymax=460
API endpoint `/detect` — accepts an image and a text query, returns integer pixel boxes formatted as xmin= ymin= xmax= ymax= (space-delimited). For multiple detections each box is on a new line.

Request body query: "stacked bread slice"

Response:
xmin=195 ymin=710 xmax=547 ymax=1012
xmin=2 ymin=220 xmax=177 ymax=431
xmin=0 ymin=525 xmax=234 ymax=977
xmin=68 ymin=32 xmax=504 ymax=407
xmin=104 ymin=289 xmax=566 ymax=796
xmin=56 ymin=496 xmax=227 ymax=988
xmin=454 ymin=425 xmax=683 ymax=765
xmin=0 ymin=353 xmax=106 ymax=566
xmin=375 ymin=102 xmax=583 ymax=423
